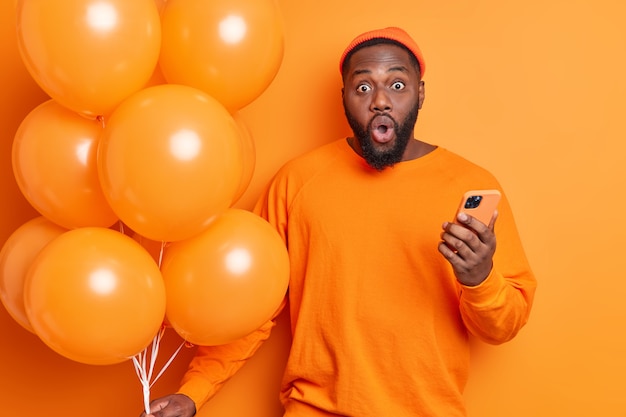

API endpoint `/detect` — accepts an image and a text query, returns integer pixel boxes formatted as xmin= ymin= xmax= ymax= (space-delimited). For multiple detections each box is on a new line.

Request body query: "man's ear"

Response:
xmin=418 ymin=81 xmax=425 ymax=109
xmin=341 ymin=87 xmax=345 ymax=99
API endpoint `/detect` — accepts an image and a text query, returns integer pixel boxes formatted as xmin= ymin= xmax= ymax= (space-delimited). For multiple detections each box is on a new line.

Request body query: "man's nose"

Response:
xmin=370 ymin=88 xmax=392 ymax=112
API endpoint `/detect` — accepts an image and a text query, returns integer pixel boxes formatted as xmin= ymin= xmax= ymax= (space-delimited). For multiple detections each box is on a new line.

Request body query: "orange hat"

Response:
xmin=339 ymin=27 xmax=425 ymax=77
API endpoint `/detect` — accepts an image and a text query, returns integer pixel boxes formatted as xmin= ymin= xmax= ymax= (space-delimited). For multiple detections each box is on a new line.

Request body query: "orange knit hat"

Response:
xmin=339 ymin=27 xmax=425 ymax=77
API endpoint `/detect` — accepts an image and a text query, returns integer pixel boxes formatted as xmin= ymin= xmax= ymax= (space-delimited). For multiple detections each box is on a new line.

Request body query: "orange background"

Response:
xmin=2 ymin=0 xmax=626 ymax=416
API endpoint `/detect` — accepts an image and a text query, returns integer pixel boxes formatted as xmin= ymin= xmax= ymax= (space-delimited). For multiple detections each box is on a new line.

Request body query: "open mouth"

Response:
xmin=376 ymin=124 xmax=389 ymax=134
xmin=370 ymin=115 xmax=395 ymax=143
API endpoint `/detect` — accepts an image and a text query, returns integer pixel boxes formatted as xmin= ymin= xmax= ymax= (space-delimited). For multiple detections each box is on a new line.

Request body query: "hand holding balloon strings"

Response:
xmin=132 ymin=325 xmax=186 ymax=416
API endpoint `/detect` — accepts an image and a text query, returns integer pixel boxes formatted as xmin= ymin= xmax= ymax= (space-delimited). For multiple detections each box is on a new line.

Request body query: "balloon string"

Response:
xmin=131 ymin=327 xmax=185 ymax=415
xmin=131 ymin=352 xmax=152 ymax=414
xmin=158 ymin=241 xmax=166 ymax=268
xmin=150 ymin=337 xmax=185 ymax=388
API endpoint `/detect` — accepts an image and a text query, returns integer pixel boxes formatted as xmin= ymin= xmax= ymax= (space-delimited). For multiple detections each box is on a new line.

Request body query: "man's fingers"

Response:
xmin=145 ymin=398 xmax=170 ymax=417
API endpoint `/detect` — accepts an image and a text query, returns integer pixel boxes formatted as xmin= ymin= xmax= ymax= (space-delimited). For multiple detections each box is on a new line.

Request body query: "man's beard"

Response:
xmin=344 ymin=102 xmax=419 ymax=171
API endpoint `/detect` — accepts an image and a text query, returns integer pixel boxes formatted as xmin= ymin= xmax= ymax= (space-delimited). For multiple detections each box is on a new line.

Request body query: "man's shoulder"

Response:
xmin=429 ymin=147 xmax=502 ymax=190
xmin=436 ymin=147 xmax=497 ymax=173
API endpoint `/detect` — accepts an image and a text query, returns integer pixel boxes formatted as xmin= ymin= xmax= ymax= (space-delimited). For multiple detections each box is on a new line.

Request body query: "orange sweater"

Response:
xmin=178 ymin=139 xmax=536 ymax=416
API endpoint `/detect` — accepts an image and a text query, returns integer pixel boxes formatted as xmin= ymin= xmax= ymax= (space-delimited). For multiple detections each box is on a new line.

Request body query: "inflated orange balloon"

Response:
xmin=12 ymin=99 xmax=119 ymax=229
xmin=24 ymin=227 xmax=166 ymax=365
xmin=161 ymin=209 xmax=289 ymax=346
xmin=159 ymin=0 xmax=284 ymax=111
xmin=231 ymin=112 xmax=257 ymax=204
xmin=0 ymin=217 xmax=67 ymax=333
xmin=16 ymin=0 xmax=161 ymax=117
xmin=98 ymin=84 xmax=244 ymax=242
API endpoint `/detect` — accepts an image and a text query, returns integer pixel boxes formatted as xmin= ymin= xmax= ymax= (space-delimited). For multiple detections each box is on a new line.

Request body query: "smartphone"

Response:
xmin=454 ymin=189 xmax=501 ymax=225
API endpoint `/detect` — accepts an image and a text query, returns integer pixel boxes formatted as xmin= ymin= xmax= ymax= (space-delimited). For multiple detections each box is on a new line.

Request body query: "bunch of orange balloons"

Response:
xmin=0 ymin=0 xmax=289 ymax=366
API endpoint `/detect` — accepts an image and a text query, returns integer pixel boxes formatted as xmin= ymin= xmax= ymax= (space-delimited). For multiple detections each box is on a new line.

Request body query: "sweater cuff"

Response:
xmin=460 ymin=268 xmax=507 ymax=308
xmin=176 ymin=382 xmax=212 ymax=413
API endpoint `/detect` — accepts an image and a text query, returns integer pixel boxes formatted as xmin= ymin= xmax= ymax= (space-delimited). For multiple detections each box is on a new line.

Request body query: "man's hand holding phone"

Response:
xmin=438 ymin=190 xmax=500 ymax=287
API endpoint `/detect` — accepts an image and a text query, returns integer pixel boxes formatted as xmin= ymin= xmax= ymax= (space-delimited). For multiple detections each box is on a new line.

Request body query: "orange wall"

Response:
xmin=2 ymin=0 xmax=626 ymax=416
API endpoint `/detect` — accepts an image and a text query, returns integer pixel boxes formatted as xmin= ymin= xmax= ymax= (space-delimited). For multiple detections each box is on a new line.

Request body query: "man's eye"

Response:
xmin=357 ymin=84 xmax=371 ymax=93
xmin=391 ymin=81 xmax=405 ymax=90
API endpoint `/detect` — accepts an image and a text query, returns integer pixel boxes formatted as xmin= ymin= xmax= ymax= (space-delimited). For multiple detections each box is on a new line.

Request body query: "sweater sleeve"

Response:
xmin=459 ymin=267 xmax=535 ymax=344
xmin=458 ymin=192 xmax=537 ymax=345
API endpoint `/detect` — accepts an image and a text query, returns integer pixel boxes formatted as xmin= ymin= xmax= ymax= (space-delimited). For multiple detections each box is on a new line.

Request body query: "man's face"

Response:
xmin=342 ymin=43 xmax=425 ymax=170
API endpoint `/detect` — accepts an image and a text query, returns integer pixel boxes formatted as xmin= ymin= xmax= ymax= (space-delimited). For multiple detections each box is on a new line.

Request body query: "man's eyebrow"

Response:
xmin=388 ymin=65 xmax=410 ymax=73
xmin=352 ymin=68 xmax=372 ymax=76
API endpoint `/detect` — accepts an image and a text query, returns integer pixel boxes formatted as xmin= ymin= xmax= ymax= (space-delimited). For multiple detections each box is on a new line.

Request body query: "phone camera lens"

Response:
xmin=464 ymin=195 xmax=482 ymax=209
